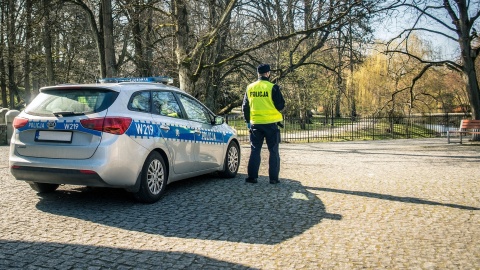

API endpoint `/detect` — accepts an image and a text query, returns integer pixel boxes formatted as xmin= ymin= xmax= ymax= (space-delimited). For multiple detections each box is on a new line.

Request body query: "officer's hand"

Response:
xmin=247 ymin=123 xmax=251 ymax=129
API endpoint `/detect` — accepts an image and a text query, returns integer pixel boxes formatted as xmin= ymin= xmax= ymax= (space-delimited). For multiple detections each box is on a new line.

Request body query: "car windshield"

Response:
xmin=25 ymin=88 xmax=118 ymax=116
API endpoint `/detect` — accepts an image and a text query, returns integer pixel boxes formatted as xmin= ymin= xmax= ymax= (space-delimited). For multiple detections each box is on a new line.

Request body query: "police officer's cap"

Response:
xmin=257 ymin=64 xmax=271 ymax=74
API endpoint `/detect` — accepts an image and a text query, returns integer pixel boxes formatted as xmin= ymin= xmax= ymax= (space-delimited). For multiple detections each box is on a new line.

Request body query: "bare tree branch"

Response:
xmin=384 ymin=49 xmax=463 ymax=71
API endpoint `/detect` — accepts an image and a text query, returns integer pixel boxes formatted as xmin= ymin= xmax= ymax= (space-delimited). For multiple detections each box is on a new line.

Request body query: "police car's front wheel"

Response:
xmin=218 ymin=141 xmax=240 ymax=178
xmin=133 ymin=152 xmax=167 ymax=203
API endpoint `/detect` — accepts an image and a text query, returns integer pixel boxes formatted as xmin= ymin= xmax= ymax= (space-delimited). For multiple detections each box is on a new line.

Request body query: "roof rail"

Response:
xmin=99 ymin=76 xmax=174 ymax=84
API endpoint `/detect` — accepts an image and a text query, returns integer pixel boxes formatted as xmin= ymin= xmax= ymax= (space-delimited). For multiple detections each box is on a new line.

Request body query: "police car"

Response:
xmin=9 ymin=77 xmax=240 ymax=203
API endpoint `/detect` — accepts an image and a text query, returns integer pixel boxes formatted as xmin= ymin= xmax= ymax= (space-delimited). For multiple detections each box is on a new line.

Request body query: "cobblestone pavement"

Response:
xmin=0 ymin=138 xmax=479 ymax=269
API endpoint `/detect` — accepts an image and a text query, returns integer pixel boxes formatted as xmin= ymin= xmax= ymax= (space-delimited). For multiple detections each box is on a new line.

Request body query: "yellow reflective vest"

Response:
xmin=246 ymin=80 xmax=283 ymax=124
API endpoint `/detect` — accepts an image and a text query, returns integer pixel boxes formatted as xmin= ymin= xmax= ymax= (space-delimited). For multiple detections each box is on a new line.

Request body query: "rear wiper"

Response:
xmin=53 ymin=111 xmax=85 ymax=117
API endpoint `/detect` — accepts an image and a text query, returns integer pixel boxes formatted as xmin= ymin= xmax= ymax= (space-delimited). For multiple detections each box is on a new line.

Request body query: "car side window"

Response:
xmin=178 ymin=94 xmax=213 ymax=124
xmin=152 ymin=91 xmax=183 ymax=118
xmin=129 ymin=91 xmax=151 ymax=112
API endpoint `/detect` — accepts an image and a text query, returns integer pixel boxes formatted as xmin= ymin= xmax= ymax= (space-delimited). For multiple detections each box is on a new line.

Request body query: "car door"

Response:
xmin=176 ymin=93 xmax=224 ymax=171
xmin=151 ymin=90 xmax=196 ymax=175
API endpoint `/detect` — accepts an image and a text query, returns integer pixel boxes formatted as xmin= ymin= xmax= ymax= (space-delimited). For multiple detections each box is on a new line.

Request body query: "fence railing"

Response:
xmin=225 ymin=113 xmax=471 ymax=143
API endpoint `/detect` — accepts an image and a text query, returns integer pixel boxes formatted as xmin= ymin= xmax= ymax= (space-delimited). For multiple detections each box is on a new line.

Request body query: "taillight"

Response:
xmin=79 ymin=169 xmax=97 ymax=174
xmin=13 ymin=117 xmax=29 ymax=129
xmin=80 ymin=117 xmax=132 ymax=135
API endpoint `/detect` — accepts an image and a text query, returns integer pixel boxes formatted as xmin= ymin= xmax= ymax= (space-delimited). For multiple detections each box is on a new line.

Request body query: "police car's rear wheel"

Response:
xmin=218 ymin=142 xmax=240 ymax=178
xmin=134 ymin=152 xmax=167 ymax=203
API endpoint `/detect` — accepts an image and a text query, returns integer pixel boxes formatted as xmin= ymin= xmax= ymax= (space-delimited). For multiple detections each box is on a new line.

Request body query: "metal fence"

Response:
xmin=225 ymin=113 xmax=471 ymax=143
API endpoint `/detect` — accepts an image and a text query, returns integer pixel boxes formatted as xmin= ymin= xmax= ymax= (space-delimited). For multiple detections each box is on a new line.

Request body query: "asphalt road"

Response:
xmin=0 ymin=138 xmax=479 ymax=269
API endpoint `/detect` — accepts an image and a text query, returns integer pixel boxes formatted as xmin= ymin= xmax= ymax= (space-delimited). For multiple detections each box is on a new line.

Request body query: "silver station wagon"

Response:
xmin=9 ymin=77 xmax=240 ymax=203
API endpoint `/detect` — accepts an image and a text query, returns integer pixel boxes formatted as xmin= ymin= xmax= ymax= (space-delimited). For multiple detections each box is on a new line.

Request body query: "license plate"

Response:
xmin=35 ymin=130 xmax=73 ymax=143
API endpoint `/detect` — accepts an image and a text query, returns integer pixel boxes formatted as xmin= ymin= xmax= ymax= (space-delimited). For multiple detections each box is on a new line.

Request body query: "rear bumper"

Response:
xmin=8 ymin=134 xmax=151 ymax=187
xmin=10 ymin=166 xmax=108 ymax=187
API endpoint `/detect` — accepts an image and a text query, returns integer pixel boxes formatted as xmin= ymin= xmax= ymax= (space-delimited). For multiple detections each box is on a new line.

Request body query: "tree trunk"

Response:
xmin=43 ymin=0 xmax=55 ymax=85
xmin=24 ymin=0 xmax=33 ymax=103
xmin=103 ymin=0 xmax=116 ymax=77
xmin=348 ymin=14 xmax=357 ymax=120
xmin=145 ymin=5 xmax=154 ymax=76
xmin=462 ymin=57 xmax=480 ymax=140
xmin=456 ymin=8 xmax=480 ymax=120
xmin=71 ymin=0 xmax=106 ymax=78
xmin=204 ymin=70 xmax=220 ymax=110
xmin=7 ymin=0 xmax=18 ymax=108
xmin=335 ymin=31 xmax=344 ymax=118
xmin=0 ymin=0 xmax=7 ymax=108
xmin=455 ymin=0 xmax=480 ymax=139
xmin=130 ymin=0 xmax=152 ymax=77
xmin=335 ymin=75 xmax=343 ymax=118
xmin=174 ymin=0 xmax=196 ymax=93
xmin=132 ymin=3 xmax=145 ymax=76
xmin=202 ymin=0 xmax=232 ymax=111
xmin=464 ymin=63 xmax=480 ymax=118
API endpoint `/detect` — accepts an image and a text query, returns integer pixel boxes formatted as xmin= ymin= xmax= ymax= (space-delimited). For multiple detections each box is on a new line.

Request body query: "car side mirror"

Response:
xmin=214 ymin=116 xmax=225 ymax=125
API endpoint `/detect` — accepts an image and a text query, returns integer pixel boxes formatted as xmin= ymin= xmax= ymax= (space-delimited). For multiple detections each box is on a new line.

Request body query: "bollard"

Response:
xmin=0 ymin=108 xmax=8 ymax=124
xmin=6 ymin=110 xmax=20 ymax=144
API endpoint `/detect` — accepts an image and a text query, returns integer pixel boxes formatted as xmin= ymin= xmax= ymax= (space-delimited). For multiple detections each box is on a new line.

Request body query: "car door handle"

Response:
xmin=160 ymin=125 xmax=170 ymax=131
xmin=194 ymin=129 xmax=202 ymax=134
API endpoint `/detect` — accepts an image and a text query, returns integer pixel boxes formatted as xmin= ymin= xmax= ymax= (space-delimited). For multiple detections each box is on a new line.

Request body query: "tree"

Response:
xmin=169 ymin=0 xmax=375 ymax=115
xmin=0 ymin=0 xmax=7 ymax=108
xmin=354 ymin=37 xmax=467 ymax=116
xmin=121 ymin=0 xmax=155 ymax=77
xmin=7 ymin=0 xmax=21 ymax=108
xmin=376 ymin=0 xmax=480 ymax=120
xmin=103 ymin=0 xmax=117 ymax=77
xmin=10 ymin=0 xmax=465 ymax=122
xmin=24 ymin=0 xmax=33 ymax=103
xmin=66 ymin=0 xmax=123 ymax=78
xmin=43 ymin=0 xmax=55 ymax=85
xmin=173 ymin=0 xmax=237 ymax=97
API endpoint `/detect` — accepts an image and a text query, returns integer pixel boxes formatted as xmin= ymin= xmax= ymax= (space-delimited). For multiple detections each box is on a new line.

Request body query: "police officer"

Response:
xmin=242 ymin=64 xmax=285 ymax=184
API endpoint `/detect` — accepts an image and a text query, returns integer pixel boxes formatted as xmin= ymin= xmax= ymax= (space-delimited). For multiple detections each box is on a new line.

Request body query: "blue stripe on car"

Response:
xmin=17 ymin=119 xmax=233 ymax=144
xmin=17 ymin=119 xmax=102 ymax=136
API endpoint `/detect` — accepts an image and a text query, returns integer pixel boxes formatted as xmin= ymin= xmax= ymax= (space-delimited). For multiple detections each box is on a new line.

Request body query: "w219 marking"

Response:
xmin=135 ymin=123 xmax=154 ymax=136
xmin=64 ymin=123 xmax=79 ymax=130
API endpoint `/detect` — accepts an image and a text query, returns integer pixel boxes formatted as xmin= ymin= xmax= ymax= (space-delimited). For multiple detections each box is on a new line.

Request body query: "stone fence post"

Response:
xmin=6 ymin=110 xmax=20 ymax=145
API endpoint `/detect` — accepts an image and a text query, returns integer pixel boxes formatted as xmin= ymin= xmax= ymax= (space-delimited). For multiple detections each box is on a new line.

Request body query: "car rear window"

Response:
xmin=25 ymin=88 xmax=119 ymax=116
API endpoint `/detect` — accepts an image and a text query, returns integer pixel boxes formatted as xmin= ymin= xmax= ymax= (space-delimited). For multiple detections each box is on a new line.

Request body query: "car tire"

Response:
xmin=218 ymin=141 xmax=240 ymax=178
xmin=28 ymin=182 xmax=59 ymax=193
xmin=133 ymin=152 xmax=167 ymax=203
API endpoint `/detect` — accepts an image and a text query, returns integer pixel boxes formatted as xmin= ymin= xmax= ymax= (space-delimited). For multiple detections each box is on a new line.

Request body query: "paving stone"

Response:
xmin=0 ymin=139 xmax=479 ymax=269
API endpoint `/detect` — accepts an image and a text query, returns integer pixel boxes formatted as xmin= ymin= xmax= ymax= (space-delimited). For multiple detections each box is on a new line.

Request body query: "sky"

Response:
xmin=374 ymin=25 xmax=460 ymax=60
xmin=372 ymin=6 xmax=462 ymax=61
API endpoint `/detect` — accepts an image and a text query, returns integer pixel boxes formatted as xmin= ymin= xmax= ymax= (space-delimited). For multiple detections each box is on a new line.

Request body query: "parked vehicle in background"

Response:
xmin=9 ymin=77 xmax=240 ymax=203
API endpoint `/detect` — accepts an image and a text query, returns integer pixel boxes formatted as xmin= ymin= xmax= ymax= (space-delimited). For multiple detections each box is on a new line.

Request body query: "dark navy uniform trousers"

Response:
xmin=247 ymin=123 xmax=280 ymax=181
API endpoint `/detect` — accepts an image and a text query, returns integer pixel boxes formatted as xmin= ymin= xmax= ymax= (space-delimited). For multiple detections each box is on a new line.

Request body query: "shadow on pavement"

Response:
xmin=35 ymin=175 xmax=342 ymax=245
xmin=283 ymin=146 xmax=480 ymax=161
xmin=0 ymin=239 xmax=255 ymax=269
xmin=309 ymin=187 xmax=480 ymax=211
